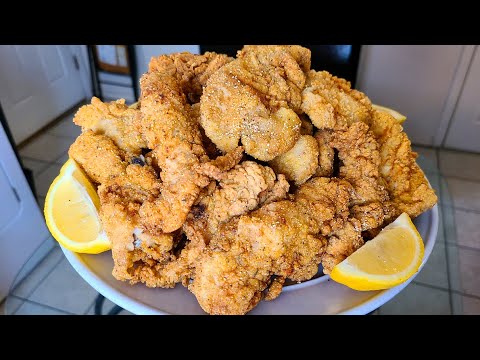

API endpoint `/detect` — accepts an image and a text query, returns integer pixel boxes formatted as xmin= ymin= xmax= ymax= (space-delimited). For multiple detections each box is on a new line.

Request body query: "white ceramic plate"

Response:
xmin=61 ymin=205 xmax=438 ymax=315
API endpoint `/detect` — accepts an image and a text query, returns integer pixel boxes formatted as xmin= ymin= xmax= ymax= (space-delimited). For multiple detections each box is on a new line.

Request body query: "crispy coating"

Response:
xmin=148 ymin=51 xmax=233 ymax=103
xmin=301 ymin=70 xmax=372 ymax=130
xmin=200 ymin=45 xmax=310 ymax=161
xmin=68 ymin=130 xmax=127 ymax=184
xmin=189 ymin=177 xmax=351 ymax=315
xmin=300 ymin=114 xmax=314 ymax=135
xmin=73 ymin=97 xmax=146 ymax=154
xmin=314 ymin=130 xmax=334 ymax=177
xmin=269 ymin=135 xmax=319 ymax=185
xmin=138 ymin=71 xmax=210 ymax=234
xmin=195 ymin=146 xmax=244 ymax=181
xmin=62 ymin=48 xmax=439 ymax=315
xmin=321 ymin=219 xmax=363 ymax=274
xmin=369 ymin=110 xmax=438 ymax=219
xmin=189 ymin=200 xmax=327 ymax=315
xmin=184 ymin=161 xmax=290 ymax=246
xmin=331 ymin=122 xmax=389 ymax=208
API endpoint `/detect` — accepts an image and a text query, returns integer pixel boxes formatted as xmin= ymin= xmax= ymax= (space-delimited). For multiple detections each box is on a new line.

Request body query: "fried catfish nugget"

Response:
xmin=73 ymin=97 xmax=146 ymax=154
xmin=369 ymin=110 xmax=438 ymax=219
xmin=200 ymin=45 xmax=311 ymax=161
xmin=138 ymin=71 xmax=210 ymax=234
xmin=269 ymin=135 xmax=319 ymax=185
xmin=189 ymin=178 xmax=352 ymax=315
xmin=301 ymin=70 xmax=373 ymax=130
xmin=68 ymin=130 xmax=128 ymax=184
xmin=184 ymin=161 xmax=290 ymax=247
xmin=149 ymin=51 xmax=233 ymax=103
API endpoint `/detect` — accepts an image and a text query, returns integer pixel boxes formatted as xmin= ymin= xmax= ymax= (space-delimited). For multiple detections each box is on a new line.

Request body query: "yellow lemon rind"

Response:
xmin=372 ymin=104 xmax=407 ymax=124
xmin=44 ymin=159 xmax=110 ymax=254
xmin=330 ymin=213 xmax=424 ymax=291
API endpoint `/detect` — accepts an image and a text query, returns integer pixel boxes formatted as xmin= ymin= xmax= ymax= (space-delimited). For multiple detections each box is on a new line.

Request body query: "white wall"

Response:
xmin=357 ymin=45 xmax=467 ymax=146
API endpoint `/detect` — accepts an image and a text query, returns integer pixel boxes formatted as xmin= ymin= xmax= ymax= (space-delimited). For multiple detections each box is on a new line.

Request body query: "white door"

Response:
xmin=0 ymin=45 xmax=87 ymax=145
xmin=0 ymin=123 xmax=50 ymax=301
xmin=444 ymin=46 xmax=480 ymax=153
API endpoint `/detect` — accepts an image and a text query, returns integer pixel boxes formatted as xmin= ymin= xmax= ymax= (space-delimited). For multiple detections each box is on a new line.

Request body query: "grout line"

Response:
xmin=412 ymin=281 xmax=450 ymax=293
xmin=451 ymin=243 xmax=480 ymax=254
xmin=83 ymin=298 xmax=97 ymax=315
xmin=450 ymin=289 xmax=480 ymax=301
xmin=436 ymin=147 xmax=454 ymax=315
xmin=13 ymin=297 xmax=77 ymax=315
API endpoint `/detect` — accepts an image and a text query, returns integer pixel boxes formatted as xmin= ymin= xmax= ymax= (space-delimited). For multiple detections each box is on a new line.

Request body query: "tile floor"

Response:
xmin=1 ymin=108 xmax=479 ymax=315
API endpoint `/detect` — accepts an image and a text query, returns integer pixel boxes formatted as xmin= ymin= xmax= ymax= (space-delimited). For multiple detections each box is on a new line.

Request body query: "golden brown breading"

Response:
xmin=184 ymin=161 xmax=290 ymax=246
xmin=148 ymin=51 xmax=233 ymax=103
xmin=138 ymin=71 xmax=210 ymax=234
xmin=189 ymin=200 xmax=327 ymax=315
xmin=189 ymin=177 xmax=351 ymax=315
xmin=321 ymin=219 xmax=363 ymax=274
xmin=301 ymin=70 xmax=372 ymax=130
xmin=331 ymin=122 xmax=389 ymax=208
xmin=314 ymin=130 xmax=334 ymax=177
xmin=200 ymin=45 xmax=311 ymax=161
xmin=300 ymin=114 xmax=314 ymax=135
xmin=73 ymin=97 xmax=146 ymax=154
xmin=68 ymin=130 xmax=127 ymax=184
xmin=195 ymin=146 xmax=244 ymax=181
xmin=269 ymin=135 xmax=319 ymax=185
xmin=369 ymin=110 xmax=438 ymax=219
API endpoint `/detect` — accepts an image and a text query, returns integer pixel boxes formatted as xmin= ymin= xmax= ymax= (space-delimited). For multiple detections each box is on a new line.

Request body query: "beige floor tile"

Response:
xmin=456 ymin=247 xmax=480 ymax=297
xmin=14 ymin=237 xmax=56 ymax=287
xmin=3 ymin=297 xmax=25 ymax=315
xmin=440 ymin=149 xmax=480 ymax=182
xmin=29 ymin=259 xmax=99 ymax=314
xmin=48 ymin=117 xmax=81 ymax=139
xmin=34 ymin=163 xmax=63 ymax=197
xmin=15 ymin=301 xmax=69 ymax=315
xmin=444 ymin=177 xmax=480 ymax=212
xmin=414 ymin=242 xmax=449 ymax=289
xmin=379 ymin=283 xmax=451 ymax=315
xmin=412 ymin=146 xmax=438 ymax=174
xmin=19 ymin=133 xmax=73 ymax=162
xmin=12 ymin=247 xmax=63 ymax=298
xmin=451 ymin=209 xmax=480 ymax=249
xmin=20 ymin=157 xmax=51 ymax=176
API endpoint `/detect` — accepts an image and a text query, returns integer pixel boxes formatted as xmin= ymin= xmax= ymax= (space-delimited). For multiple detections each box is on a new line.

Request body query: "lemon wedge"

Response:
xmin=44 ymin=159 xmax=110 ymax=254
xmin=330 ymin=213 xmax=424 ymax=291
xmin=372 ymin=104 xmax=407 ymax=124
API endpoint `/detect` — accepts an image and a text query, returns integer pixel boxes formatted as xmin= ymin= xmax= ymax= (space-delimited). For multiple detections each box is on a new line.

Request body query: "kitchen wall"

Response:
xmin=357 ymin=45 xmax=472 ymax=148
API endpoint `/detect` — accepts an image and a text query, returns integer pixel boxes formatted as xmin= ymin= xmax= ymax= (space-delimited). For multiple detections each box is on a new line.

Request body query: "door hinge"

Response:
xmin=72 ymin=55 xmax=80 ymax=70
